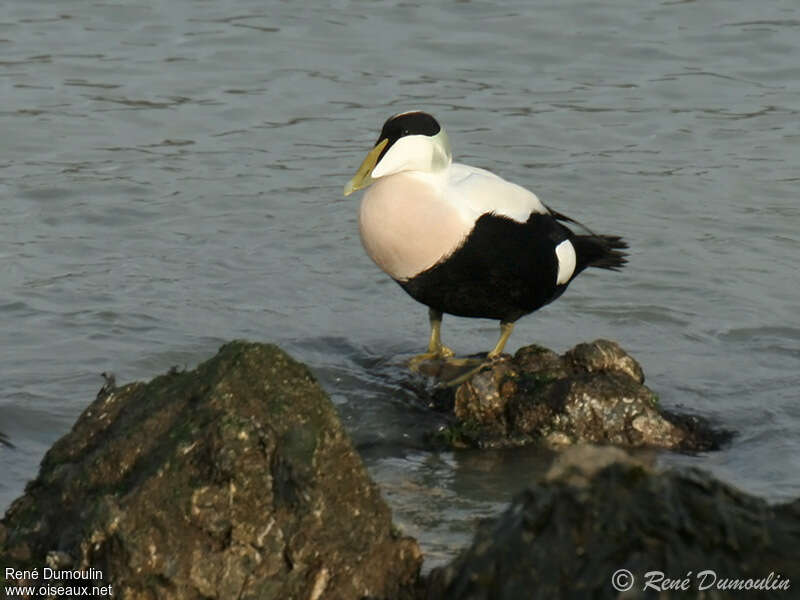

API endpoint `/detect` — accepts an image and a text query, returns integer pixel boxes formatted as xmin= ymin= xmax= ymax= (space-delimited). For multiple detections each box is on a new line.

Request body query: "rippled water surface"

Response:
xmin=2 ymin=0 xmax=799 ymax=570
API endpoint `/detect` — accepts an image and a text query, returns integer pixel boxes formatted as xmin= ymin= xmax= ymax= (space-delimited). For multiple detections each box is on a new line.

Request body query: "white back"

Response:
xmin=447 ymin=163 xmax=547 ymax=224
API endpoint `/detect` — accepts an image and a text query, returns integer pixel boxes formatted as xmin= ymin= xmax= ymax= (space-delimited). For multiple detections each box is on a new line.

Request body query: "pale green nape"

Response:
xmin=431 ymin=129 xmax=452 ymax=171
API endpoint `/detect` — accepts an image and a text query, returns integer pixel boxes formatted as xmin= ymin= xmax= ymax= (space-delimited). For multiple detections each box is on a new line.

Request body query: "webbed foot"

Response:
xmin=409 ymin=353 xmax=494 ymax=385
xmin=440 ymin=355 xmax=508 ymax=387
xmin=408 ymin=344 xmax=455 ymax=371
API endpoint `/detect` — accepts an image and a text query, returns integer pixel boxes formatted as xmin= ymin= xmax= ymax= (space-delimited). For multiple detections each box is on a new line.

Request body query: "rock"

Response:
xmin=425 ymin=445 xmax=800 ymax=600
xmin=1 ymin=341 xmax=421 ymax=600
xmin=430 ymin=339 xmax=728 ymax=451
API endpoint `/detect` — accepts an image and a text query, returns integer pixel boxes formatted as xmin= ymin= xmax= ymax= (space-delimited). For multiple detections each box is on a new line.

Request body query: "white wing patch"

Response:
xmin=555 ymin=240 xmax=576 ymax=285
xmin=447 ymin=163 xmax=547 ymax=224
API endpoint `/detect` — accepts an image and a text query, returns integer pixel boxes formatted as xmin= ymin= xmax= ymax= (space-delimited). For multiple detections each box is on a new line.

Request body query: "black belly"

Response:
xmin=398 ymin=213 xmax=572 ymax=322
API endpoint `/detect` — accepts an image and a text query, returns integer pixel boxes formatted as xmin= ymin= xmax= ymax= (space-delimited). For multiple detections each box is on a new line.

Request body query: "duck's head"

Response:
xmin=344 ymin=111 xmax=451 ymax=196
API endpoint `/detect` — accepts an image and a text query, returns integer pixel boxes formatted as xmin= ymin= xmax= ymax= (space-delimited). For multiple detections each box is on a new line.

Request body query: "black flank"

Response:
xmin=399 ymin=211 xmax=627 ymax=323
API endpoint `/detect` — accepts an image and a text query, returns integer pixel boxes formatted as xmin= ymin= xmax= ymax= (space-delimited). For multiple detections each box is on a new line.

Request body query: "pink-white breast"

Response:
xmin=358 ymin=172 xmax=471 ymax=281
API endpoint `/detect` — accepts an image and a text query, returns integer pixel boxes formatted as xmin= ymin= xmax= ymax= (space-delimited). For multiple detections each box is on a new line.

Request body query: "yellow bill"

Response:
xmin=343 ymin=138 xmax=389 ymax=196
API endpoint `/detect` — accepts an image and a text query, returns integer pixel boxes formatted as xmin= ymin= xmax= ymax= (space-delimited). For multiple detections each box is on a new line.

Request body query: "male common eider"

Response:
xmin=344 ymin=111 xmax=627 ymax=365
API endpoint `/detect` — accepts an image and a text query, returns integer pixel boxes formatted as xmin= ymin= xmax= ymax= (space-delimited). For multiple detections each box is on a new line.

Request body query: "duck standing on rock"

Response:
xmin=344 ymin=111 xmax=627 ymax=369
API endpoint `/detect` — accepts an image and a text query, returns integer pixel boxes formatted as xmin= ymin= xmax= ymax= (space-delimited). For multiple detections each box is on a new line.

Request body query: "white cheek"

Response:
xmin=371 ymin=135 xmax=433 ymax=178
xmin=555 ymin=239 xmax=576 ymax=285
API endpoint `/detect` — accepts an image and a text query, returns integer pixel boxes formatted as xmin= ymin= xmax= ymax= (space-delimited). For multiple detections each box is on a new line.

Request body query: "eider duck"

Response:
xmin=344 ymin=111 xmax=627 ymax=365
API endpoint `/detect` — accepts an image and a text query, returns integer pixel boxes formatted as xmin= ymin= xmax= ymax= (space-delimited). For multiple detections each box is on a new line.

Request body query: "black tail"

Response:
xmin=572 ymin=234 xmax=628 ymax=273
xmin=545 ymin=203 xmax=628 ymax=273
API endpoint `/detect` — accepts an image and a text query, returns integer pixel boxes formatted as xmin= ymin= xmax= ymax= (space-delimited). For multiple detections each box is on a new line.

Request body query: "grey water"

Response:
xmin=2 ymin=0 xmax=799 ymax=571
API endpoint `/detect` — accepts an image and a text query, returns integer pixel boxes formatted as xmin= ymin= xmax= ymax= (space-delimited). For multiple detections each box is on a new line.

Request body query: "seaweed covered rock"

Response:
xmin=1 ymin=342 xmax=421 ymax=600
xmin=425 ymin=445 xmax=800 ymax=600
xmin=430 ymin=339 xmax=726 ymax=451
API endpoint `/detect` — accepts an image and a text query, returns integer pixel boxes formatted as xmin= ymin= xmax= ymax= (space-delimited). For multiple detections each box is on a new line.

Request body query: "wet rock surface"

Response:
xmin=425 ymin=339 xmax=728 ymax=451
xmin=1 ymin=341 xmax=421 ymax=600
xmin=425 ymin=445 xmax=800 ymax=600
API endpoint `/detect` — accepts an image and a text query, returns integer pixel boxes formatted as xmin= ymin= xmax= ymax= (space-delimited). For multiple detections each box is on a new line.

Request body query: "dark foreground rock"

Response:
xmin=1 ymin=342 xmax=421 ymax=600
xmin=426 ymin=445 xmax=800 ymax=600
xmin=426 ymin=339 xmax=728 ymax=451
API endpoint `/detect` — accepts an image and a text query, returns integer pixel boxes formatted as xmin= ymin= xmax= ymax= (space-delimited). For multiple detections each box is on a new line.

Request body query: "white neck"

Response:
xmin=371 ymin=129 xmax=452 ymax=179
